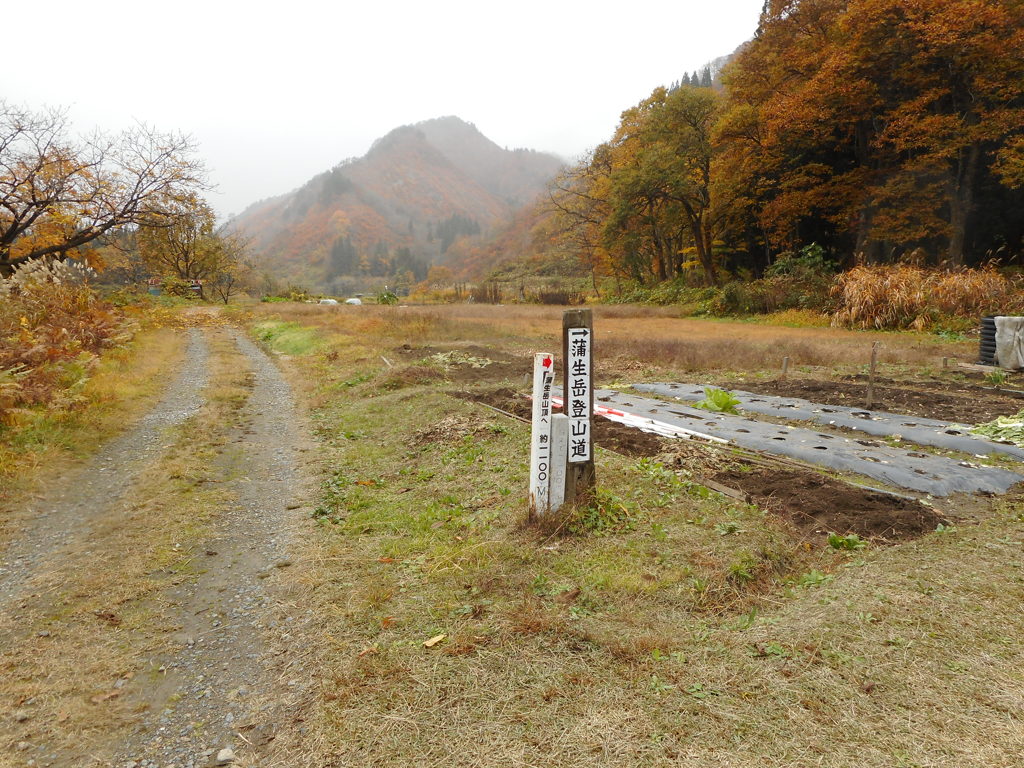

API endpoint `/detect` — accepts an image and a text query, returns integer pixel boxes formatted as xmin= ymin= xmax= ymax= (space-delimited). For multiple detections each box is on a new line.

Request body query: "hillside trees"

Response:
xmin=544 ymin=85 xmax=729 ymax=286
xmin=721 ymin=0 xmax=1024 ymax=264
xmin=533 ymin=0 xmax=1023 ymax=288
xmin=0 ymin=102 xmax=207 ymax=276
xmin=542 ymin=145 xmax=614 ymax=293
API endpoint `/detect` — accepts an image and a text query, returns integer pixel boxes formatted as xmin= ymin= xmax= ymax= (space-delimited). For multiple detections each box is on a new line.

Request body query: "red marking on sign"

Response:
xmin=542 ymin=356 xmax=553 ymax=368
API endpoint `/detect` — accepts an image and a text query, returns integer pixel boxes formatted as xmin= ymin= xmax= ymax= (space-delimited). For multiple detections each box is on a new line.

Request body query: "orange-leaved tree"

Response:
xmin=0 ymin=102 xmax=207 ymax=276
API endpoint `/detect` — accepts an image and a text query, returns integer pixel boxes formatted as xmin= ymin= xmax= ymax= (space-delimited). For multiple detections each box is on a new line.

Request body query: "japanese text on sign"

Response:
xmin=567 ymin=327 xmax=591 ymax=462
xmin=529 ymin=353 xmax=555 ymax=515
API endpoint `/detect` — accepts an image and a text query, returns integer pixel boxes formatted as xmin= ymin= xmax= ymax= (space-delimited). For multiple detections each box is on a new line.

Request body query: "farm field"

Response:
xmin=244 ymin=303 xmax=1024 ymax=767
xmin=3 ymin=303 xmax=1024 ymax=768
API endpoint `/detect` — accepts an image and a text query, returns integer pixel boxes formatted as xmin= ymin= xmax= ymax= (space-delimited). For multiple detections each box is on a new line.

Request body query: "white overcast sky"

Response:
xmin=4 ymin=0 xmax=764 ymax=218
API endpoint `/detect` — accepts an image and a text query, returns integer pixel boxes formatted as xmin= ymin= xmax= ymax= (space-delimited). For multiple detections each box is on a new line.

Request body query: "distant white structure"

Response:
xmin=345 ymin=297 xmax=362 ymax=305
xmin=318 ymin=298 xmax=339 ymax=305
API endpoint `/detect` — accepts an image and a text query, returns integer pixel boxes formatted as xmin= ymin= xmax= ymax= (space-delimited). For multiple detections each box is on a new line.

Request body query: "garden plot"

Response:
xmin=633 ymin=382 xmax=1024 ymax=460
xmin=569 ymin=388 xmax=1023 ymax=496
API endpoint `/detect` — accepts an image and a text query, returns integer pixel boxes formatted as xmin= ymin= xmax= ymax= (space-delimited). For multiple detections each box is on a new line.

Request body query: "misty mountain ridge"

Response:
xmin=228 ymin=116 xmax=563 ymax=290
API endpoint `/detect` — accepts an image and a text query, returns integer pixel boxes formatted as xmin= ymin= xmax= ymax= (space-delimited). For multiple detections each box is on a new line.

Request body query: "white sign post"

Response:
xmin=529 ymin=353 xmax=555 ymax=520
xmin=566 ymin=326 xmax=592 ymax=463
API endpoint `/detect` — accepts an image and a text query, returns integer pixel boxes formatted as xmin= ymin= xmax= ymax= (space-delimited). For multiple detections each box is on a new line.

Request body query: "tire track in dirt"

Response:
xmin=109 ymin=330 xmax=315 ymax=768
xmin=0 ymin=328 xmax=210 ymax=605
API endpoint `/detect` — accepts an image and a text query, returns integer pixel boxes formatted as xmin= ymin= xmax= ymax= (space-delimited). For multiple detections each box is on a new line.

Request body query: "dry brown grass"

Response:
xmin=0 ymin=326 xmax=187 ymax=525
xmin=0 ymin=281 xmax=122 ymax=415
xmin=832 ymin=265 xmax=1023 ymax=330
xmin=0 ymin=329 xmax=254 ymax=763
xmin=244 ymin=302 xmax=971 ymax=378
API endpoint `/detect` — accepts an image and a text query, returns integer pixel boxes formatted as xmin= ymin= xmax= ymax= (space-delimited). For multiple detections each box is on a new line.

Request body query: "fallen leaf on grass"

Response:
xmin=56 ymin=710 xmax=69 ymax=723
xmin=90 ymin=690 xmax=121 ymax=704
xmin=358 ymin=645 xmax=378 ymax=658
xmin=378 ymin=557 xmax=396 ymax=563
xmin=554 ymin=587 xmax=581 ymax=604
xmin=381 ymin=616 xmax=395 ymax=629
xmin=93 ymin=611 xmax=122 ymax=626
xmin=423 ymin=634 xmax=447 ymax=648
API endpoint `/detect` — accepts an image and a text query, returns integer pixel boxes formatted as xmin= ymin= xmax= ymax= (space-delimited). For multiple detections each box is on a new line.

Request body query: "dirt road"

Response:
xmin=0 ymin=325 xmax=315 ymax=768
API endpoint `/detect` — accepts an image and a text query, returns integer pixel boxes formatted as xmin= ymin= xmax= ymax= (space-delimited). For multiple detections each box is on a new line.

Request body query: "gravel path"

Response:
xmin=0 ymin=328 xmax=210 ymax=605
xmin=109 ymin=330 xmax=313 ymax=768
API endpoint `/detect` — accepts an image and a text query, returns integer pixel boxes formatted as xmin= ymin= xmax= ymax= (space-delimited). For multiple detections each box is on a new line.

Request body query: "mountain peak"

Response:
xmin=229 ymin=119 xmax=563 ymax=290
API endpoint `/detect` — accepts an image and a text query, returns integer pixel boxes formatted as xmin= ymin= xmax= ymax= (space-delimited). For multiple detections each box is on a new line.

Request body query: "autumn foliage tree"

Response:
xmin=720 ymin=0 xmax=1024 ymax=265
xmin=0 ymin=102 xmax=208 ymax=276
xmin=543 ymin=85 xmax=732 ymax=286
xmin=137 ymin=197 xmax=250 ymax=300
xmin=535 ymin=0 xmax=1024 ymax=289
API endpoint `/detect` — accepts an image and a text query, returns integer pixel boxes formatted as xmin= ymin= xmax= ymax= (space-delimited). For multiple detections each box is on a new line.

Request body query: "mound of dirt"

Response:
xmin=594 ymin=420 xmax=664 ymax=458
xmin=412 ymin=414 xmax=498 ymax=445
xmin=730 ymin=378 xmax=1022 ymax=423
xmin=453 ymin=388 xmax=664 ymax=458
xmin=398 ymin=344 xmax=529 ymax=384
xmin=380 ymin=364 xmax=448 ymax=390
xmin=712 ymin=466 xmax=947 ymax=541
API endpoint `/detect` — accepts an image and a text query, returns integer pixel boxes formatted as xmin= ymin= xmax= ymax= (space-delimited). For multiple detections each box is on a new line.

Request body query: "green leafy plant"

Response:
xmin=728 ymin=552 xmax=758 ymax=583
xmin=693 ymin=387 xmax=741 ymax=415
xmin=377 ymin=290 xmax=399 ymax=305
xmin=985 ymin=369 xmax=1008 ymax=386
xmin=568 ymin=489 xmax=637 ymax=535
xmin=828 ymin=532 xmax=867 ymax=551
xmin=648 ymin=675 xmax=674 ymax=694
xmin=685 ymin=683 xmax=720 ymax=699
xmin=795 ymin=570 xmax=833 ymax=589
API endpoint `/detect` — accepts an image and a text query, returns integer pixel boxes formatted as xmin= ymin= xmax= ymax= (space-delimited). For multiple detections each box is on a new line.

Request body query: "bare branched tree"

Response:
xmin=0 ymin=101 xmax=208 ymax=276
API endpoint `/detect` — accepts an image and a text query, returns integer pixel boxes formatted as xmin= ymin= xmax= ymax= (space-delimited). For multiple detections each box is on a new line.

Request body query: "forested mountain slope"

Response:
xmin=228 ymin=117 xmax=562 ymax=290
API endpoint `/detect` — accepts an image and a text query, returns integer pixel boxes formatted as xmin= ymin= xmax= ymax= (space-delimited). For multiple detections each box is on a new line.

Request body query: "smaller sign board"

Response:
xmin=529 ymin=353 xmax=555 ymax=517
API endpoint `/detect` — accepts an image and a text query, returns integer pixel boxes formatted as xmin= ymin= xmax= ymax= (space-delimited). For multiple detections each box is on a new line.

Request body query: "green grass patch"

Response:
xmin=252 ymin=320 xmax=323 ymax=355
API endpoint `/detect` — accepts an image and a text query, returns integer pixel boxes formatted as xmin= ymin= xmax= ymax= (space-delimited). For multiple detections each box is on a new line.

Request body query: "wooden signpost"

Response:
xmin=562 ymin=308 xmax=596 ymax=506
xmin=528 ymin=308 xmax=597 ymax=522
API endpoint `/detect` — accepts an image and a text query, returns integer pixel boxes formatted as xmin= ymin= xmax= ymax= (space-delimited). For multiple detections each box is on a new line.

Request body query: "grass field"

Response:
xmin=246 ymin=303 xmax=1024 ymax=768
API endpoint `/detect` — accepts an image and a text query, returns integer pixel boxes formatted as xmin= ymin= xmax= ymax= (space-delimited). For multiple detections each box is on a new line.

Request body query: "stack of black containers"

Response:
xmin=980 ymin=316 xmax=997 ymax=365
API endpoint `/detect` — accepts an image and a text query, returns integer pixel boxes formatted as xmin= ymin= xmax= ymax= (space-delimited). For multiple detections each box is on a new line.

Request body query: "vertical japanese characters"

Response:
xmin=528 ymin=353 xmax=555 ymax=517
xmin=567 ymin=327 xmax=592 ymax=463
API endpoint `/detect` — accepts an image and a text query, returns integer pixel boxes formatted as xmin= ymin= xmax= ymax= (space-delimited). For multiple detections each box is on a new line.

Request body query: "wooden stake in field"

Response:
xmin=528 ymin=353 xmax=555 ymax=521
xmin=866 ymin=341 xmax=879 ymax=409
xmin=563 ymin=308 xmax=596 ymax=505
xmin=781 ymin=356 xmax=790 ymax=379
